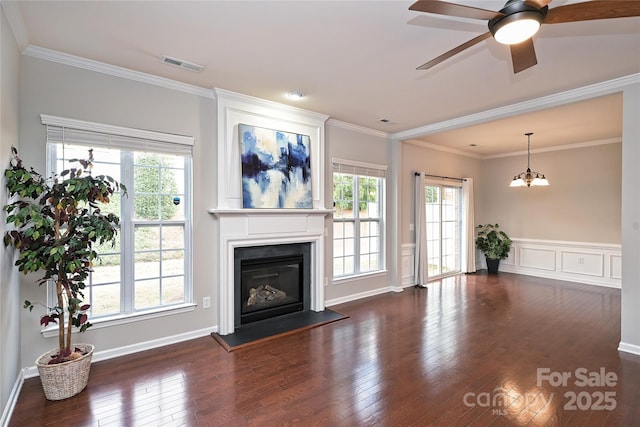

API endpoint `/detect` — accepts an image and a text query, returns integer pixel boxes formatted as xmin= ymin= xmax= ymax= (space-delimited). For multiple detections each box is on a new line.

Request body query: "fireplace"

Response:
xmin=234 ymin=243 xmax=311 ymax=326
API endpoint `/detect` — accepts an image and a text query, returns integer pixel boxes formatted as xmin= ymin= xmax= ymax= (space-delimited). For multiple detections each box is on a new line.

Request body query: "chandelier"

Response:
xmin=509 ymin=132 xmax=549 ymax=187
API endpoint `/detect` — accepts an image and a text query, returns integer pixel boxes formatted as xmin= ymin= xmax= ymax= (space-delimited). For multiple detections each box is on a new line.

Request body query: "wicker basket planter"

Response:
xmin=35 ymin=344 xmax=94 ymax=401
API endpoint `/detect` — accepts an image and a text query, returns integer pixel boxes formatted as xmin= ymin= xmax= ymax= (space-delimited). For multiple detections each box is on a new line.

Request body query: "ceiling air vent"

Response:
xmin=161 ymin=56 xmax=204 ymax=72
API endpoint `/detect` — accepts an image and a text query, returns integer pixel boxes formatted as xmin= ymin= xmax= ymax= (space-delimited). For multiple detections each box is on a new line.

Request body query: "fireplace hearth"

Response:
xmin=234 ymin=243 xmax=311 ymax=326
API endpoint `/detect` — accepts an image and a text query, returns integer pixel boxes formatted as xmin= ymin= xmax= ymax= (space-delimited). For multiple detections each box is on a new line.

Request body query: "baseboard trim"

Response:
xmin=618 ymin=341 xmax=640 ymax=356
xmin=0 ymin=369 xmax=24 ymax=427
xmin=325 ymin=287 xmax=394 ymax=307
xmin=22 ymin=326 xmax=217 ymax=379
xmin=498 ymin=266 xmax=621 ymax=289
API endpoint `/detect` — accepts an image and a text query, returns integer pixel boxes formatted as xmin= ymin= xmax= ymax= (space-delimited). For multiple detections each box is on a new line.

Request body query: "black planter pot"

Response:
xmin=486 ymin=257 xmax=500 ymax=274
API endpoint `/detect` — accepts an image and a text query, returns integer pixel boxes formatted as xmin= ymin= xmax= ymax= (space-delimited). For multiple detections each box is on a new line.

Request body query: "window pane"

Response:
xmin=92 ymin=254 xmax=120 ymax=284
xmin=161 ymin=194 xmax=184 ymax=220
xmin=162 ymin=251 xmax=184 ymax=277
xmin=134 ymin=194 xmax=159 ymax=220
xmin=343 ymin=256 xmax=355 ymax=275
xmin=135 ymin=226 xmax=160 ymax=251
xmin=343 ymin=238 xmax=355 ymax=256
xmin=162 ymin=276 xmax=185 ymax=304
xmin=135 ymin=252 xmax=160 ymax=280
xmin=360 ymin=253 xmax=379 ymax=272
xmin=343 ymin=222 xmax=354 ymax=238
xmin=334 ymin=258 xmax=344 ymax=276
xmin=162 ymin=225 xmax=184 ymax=250
xmin=333 ymin=173 xmax=354 ymax=219
xmin=361 ymin=236 xmax=370 ymax=253
xmin=135 ymin=279 xmax=160 ymax=309
xmin=90 ymin=283 xmax=120 ymax=317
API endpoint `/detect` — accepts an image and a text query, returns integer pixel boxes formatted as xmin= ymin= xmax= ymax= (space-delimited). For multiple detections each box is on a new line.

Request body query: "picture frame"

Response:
xmin=239 ymin=123 xmax=313 ymax=208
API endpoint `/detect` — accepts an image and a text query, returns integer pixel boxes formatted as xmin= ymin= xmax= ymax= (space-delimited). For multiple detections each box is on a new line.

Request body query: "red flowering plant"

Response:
xmin=3 ymin=147 xmax=125 ymax=364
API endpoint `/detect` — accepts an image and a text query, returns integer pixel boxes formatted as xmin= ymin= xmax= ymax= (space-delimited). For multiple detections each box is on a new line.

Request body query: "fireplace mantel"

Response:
xmin=211 ymin=89 xmax=331 ymax=335
xmin=211 ymin=208 xmax=331 ymax=335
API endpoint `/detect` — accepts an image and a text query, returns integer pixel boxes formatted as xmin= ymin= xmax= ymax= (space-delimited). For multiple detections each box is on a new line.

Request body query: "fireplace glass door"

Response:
xmin=240 ymin=255 xmax=304 ymax=324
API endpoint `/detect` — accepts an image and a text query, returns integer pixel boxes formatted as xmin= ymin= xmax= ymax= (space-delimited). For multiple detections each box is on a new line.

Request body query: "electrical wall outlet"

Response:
xmin=203 ymin=296 xmax=211 ymax=308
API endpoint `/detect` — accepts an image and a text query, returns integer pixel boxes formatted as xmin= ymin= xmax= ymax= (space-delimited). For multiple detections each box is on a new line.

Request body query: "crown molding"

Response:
xmin=405 ymin=136 xmax=620 ymax=160
xmin=326 ymin=119 xmax=390 ymax=139
xmin=214 ymin=87 xmax=329 ymax=124
xmin=22 ymin=45 xmax=214 ymax=99
xmin=485 ymin=137 xmax=621 ymax=159
xmin=392 ymin=74 xmax=640 ymax=142
xmin=404 ymin=138 xmax=484 ymax=160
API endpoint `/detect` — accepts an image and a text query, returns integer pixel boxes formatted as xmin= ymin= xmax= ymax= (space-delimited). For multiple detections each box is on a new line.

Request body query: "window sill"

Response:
xmin=332 ymin=270 xmax=388 ymax=285
xmin=41 ymin=303 xmax=197 ymax=338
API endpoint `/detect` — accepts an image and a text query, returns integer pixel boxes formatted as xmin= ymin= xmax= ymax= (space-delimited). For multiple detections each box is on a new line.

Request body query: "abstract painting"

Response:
xmin=239 ymin=124 xmax=312 ymax=208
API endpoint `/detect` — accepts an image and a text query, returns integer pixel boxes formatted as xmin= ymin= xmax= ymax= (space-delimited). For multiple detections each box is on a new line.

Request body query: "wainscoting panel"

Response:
xmin=404 ymin=239 xmax=621 ymax=289
xmin=611 ymin=255 xmax=622 ymax=280
xmin=401 ymin=244 xmax=415 ymax=287
xmin=561 ymin=251 xmax=604 ymax=277
xmin=519 ymin=247 xmax=556 ymax=271
xmin=498 ymin=238 xmax=621 ymax=288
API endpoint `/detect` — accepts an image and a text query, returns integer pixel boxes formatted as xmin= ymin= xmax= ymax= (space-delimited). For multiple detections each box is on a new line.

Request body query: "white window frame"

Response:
xmin=332 ymin=158 xmax=387 ymax=281
xmin=40 ymin=115 xmax=195 ymax=335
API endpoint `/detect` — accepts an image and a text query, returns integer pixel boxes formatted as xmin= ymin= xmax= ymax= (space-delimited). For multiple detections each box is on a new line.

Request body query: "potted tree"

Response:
xmin=3 ymin=147 xmax=125 ymax=400
xmin=475 ymin=223 xmax=512 ymax=274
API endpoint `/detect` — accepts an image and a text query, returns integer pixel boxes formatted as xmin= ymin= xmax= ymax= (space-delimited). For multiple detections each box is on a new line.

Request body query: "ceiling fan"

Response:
xmin=409 ymin=0 xmax=640 ymax=73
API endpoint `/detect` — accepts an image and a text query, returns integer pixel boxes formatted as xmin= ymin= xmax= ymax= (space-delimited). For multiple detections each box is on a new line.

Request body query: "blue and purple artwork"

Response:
xmin=239 ymin=124 xmax=313 ymax=208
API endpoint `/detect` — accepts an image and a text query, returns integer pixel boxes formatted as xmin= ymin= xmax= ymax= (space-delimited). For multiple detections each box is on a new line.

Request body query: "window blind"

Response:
xmin=332 ymin=157 xmax=387 ymax=178
xmin=43 ymin=115 xmax=194 ymax=156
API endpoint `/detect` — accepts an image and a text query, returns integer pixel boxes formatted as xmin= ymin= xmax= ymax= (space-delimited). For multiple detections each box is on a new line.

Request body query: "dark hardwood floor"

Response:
xmin=9 ymin=272 xmax=640 ymax=426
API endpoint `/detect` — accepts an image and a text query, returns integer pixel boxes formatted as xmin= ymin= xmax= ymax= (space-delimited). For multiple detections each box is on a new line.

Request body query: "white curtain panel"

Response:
xmin=461 ymin=177 xmax=476 ymax=273
xmin=414 ymin=173 xmax=428 ymax=287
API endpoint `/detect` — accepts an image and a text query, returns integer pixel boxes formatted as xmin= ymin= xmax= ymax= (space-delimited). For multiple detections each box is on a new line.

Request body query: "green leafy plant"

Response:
xmin=475 ymin=223 xmax=512 ymax=260
xmin=3 ymin=147 xmax=126 ymax=364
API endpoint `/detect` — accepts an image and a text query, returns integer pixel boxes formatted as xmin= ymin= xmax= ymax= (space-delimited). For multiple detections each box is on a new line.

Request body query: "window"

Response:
xmin=425 ymin=183 xmax=461 ymax=278
xmin=44 ymin=117 xmax=193 ymax=320
xmin=332 ymin=159 xmax=386 ymax=278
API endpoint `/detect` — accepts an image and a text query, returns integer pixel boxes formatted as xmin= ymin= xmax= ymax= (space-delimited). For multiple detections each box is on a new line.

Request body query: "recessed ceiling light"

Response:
xmin=286 ymin=91 xmax=305 ymax=100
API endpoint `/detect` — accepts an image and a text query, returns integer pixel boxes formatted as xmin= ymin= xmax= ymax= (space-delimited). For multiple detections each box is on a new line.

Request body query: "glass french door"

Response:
xmin=425 ymin=185 xmax=462 ymax=278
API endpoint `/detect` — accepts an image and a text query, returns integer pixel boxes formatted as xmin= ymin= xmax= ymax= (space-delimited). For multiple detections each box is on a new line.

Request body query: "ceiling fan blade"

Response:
xmin=409 ymin=0 xmax=502 ymax=21
xmin=510 ymin=39 xmax=538 ymax=73
xmin=417 ymin=32 xmax=492 ymax=70
xmin=545 ymin=0 xmax=640 ymax=24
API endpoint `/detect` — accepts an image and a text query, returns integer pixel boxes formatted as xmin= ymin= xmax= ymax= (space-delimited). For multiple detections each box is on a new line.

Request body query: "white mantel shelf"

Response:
xmin=208 ymin=208 xmax=334 ymax=216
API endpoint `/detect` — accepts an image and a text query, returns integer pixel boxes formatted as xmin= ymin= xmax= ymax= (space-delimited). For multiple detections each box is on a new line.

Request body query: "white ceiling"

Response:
xmin=3 ymin=0 xmax=639 ymax=155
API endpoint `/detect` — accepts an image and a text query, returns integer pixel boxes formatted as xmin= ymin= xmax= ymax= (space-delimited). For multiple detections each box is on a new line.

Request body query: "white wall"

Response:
xmin=479 ymin=142 xmax=622 ymax=244
xmin=18 ymin=56 xmax=218 ymax=367
xmin=0 ymin=5 xmax=22 ymax=421
xmin=324 ymin=123 xmax=393 ymax=302
xmin=620 ymin=83 xmax=640 ymax=354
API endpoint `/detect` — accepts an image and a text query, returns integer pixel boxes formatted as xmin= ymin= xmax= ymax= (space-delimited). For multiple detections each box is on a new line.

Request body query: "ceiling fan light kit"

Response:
xmin=410 ymin=0 xmax=640 ymax=73
xmin=510 ymin=132 xmax=549 ymax=188
xmin=489 ymin=1 xmax=547 ymax=45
